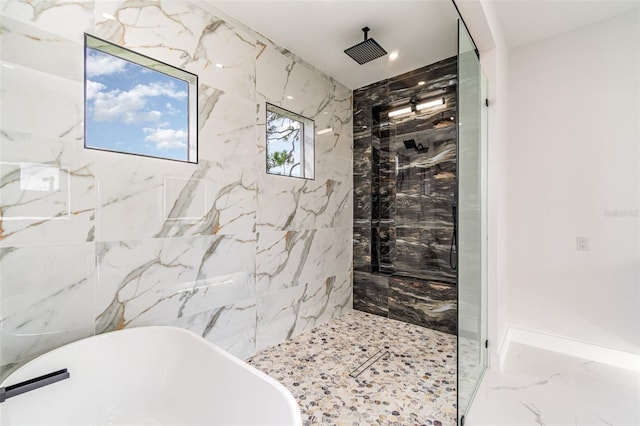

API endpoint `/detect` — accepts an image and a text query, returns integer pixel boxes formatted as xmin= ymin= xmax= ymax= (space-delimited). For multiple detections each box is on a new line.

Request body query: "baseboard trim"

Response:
xmin=504 ymin=327 xmax=640 ymax=372
xmin=496 ymin=327 xmax=511 ymax=372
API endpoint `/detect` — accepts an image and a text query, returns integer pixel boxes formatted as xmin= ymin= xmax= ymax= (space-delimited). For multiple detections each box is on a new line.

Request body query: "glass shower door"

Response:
xmin=456 ymin=20 xmax=488 ymax=424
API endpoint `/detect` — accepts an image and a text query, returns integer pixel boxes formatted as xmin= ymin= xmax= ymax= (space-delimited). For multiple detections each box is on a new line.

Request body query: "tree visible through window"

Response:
xmin=266 ymin=103 xmax=314 ymax=179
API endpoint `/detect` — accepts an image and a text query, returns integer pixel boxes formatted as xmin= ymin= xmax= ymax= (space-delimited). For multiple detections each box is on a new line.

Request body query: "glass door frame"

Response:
xmin=456 ymin=18 xmax=488 ymax=425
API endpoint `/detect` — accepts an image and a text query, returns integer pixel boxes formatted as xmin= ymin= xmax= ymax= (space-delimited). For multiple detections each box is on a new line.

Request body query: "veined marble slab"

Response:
xmin=95 ymin=154 xmax=256 ymax=241
xmin=0 ymin=130 xmax=95 ymax=246
xmin=0 ymin=0 xmax=353 ymax=379
xmin=0 ymin=0 xmax=94 ymax=42
xmin=1 ymin=61 xmax=83 ymax=139
xmin=95 ymin=233 xmax=256 ymax=333
xmin=256 ymin=227 xmax=351 ymax=295
xmin=94 ymin=1 xmax=258 ymax=102
xmin=467 ymin=342 xmax=640 ymax=426
xmin=0 ymin=243 xmax=95 ymax=370
xmin=352 ymin=57 xmax=457 ymax=329
xmin=256 ymin=272 xmax=352 ymax=352
xmin=0 ymin=15 xmax=84 ymax=81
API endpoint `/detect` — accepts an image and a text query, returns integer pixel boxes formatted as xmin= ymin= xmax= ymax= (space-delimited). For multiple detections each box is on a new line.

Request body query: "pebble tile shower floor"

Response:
xmin=247 ymin=310 xmax=457 ymax=425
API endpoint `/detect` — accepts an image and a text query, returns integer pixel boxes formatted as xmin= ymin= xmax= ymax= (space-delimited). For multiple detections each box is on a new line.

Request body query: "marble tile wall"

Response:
xmin=0 ymin=0 xmax=353 ymax=377
xmin=353 ymin=57 xmax=457 ymax=335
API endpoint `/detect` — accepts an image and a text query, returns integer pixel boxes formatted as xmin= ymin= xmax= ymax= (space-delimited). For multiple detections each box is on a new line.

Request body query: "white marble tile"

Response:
xmin=254 ymin=279 xmax=313 ymax=352
xmin=256 ymin=172 xmax=352 ymax=231
xmin=170 ymin=298 xmax=257 ymax=360
xmin=156 ymin=162 xmax=256 ymax=238
xmin=0 ymin=61 xmax=83 ymax=139
xmin=95 ymin=152 xmax=195 ymax=241
xmin=256 ymin=42 xmax=339 ymax=119
xmin=94 ymin=0 xmax=211 ymax=64
xmin=0 ymin=0 xmax=353 ymax=380
xmin=294 ymin=272 xmax=353 ymax=333
xmin=198 ymin=84 xmax=257 ymax=165
xmin=466 ymin=342 xmax=640 ymax=426
xmin=95 ymin=233 xmax=256 ymax=334
xmin=0 ymin=243 xmax=95 ymax=368
xmin=256 ymin=274 xmax=347 ymax=353
xmin=0 ymin=130 xmax=95 ymax=245
xmin=314 ymin=130 xmax=353 ymax=184
xmin=189 ymin=16 xmax=257 ymax=102
xmin=94 ymin=0 xmax=257 ymax=102
xmin=255 ymin=255 xmax=353 ymax=353
xmin=95 ymin=154 xmax=255 ymax=241
xmin=0 ymin=0 xmax=94 ymax=42
xmin=313 ymin=87 xmax=353 ymax=184
xmin=0 ymin=15 xmax=83 ymax=81
xmin=255 ymin=227 xmax=352 ymax=295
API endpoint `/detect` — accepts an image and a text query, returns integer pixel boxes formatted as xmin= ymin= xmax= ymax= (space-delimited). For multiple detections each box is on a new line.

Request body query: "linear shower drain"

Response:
xmin=348 ymin=347 xmax=389 ymax=379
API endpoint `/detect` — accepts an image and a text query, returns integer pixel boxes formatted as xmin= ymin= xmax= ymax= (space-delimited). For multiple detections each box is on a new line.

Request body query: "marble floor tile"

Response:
xmin=248 ymin=310 xmax=457 ymax=425
xmin=466 ymin=342 xmax=640 ymax=426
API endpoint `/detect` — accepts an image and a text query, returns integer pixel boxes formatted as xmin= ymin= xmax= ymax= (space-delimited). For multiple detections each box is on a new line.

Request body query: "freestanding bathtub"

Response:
xmin=0 ymin=326 xmax=302 ymax=425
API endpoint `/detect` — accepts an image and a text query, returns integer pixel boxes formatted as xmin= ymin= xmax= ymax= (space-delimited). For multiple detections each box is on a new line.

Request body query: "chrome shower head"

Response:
xmin=344 ymin=27 xmax=387 ymax=65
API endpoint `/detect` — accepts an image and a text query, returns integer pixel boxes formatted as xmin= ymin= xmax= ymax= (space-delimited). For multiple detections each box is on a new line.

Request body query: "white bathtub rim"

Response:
xmin=1 ymin=326 xmax=302 ymax=425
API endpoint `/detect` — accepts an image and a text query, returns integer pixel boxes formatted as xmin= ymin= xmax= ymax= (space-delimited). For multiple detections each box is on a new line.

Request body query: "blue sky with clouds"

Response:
xmin=85 ymin=48 xmax=189 ymax=161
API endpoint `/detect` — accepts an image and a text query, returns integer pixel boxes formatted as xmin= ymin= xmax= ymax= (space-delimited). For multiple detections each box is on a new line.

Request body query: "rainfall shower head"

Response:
xmin=344 ymin=27 xmax=387 ymax=65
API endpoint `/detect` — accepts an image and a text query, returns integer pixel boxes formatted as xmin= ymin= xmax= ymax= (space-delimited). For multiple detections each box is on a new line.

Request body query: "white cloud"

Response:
xmin=86 ymin=52 xmax=127 ymax=77
xmin=130 ymin=82 xmax=187 ymax=100
xmin=165 ymin=102 xmax=180 ymax=115
xmin=86 ymin=80 xmax=106 ymax=100
xmin=89 ymin=81 xmax=187 ymax=124
xmin=143 ymin=127 xmax=187 ymax=150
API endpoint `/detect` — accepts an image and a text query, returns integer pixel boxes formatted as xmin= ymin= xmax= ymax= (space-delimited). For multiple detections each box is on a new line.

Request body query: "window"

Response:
xmin=266 ymin=103 xmax=314 ymax=179
xmin=84 ymin=34 xmax=198 ymax=163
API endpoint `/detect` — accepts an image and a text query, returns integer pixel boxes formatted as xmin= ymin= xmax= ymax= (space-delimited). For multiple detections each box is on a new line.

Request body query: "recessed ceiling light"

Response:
xmin=286 ymin=95 xmax=294 ymax=100
xmin=215 ymin=63 xmax=223 ymax=68
xmin=389 ymin=51 xmax=399 ymax=61
xmin=418 ymin=81 xmax=426 ymax=86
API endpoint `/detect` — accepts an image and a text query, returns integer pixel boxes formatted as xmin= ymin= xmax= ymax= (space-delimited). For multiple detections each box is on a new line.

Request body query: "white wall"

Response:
xmin=481 ymin=4 xmax=511 ymax=369
xmin=0 ymin=0 xmax=353 ymax=378
xmin=507 ymin=10 xmax=640 ymax=355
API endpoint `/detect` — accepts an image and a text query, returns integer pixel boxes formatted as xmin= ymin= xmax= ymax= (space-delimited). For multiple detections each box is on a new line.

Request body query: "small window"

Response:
xmin=84 ymin=34 xmax=198 ymax=163
xmin=266 ymin=103 xmax=314 ymax=179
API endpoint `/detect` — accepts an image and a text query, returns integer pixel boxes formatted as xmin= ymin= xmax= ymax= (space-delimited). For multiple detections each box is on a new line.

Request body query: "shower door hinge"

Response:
xmin=485 ymin=339 xmax=489 ymax=349
xmin=461 ymin=415 xmax=466 ymax=426
xmin=485 ymin=98 xmax=489 ymax=107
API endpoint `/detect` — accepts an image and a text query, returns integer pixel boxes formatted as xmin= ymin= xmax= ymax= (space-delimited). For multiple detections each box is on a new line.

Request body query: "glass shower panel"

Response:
xmin=457 ymin=20 xmax=487 ymax=423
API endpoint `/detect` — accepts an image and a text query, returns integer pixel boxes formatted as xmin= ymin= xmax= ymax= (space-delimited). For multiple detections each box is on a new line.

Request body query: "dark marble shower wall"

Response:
xmin=353 ymin=56 xmax=457 ymax=335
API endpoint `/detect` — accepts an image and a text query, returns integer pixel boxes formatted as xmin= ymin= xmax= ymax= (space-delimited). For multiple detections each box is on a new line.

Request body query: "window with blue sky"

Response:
xmin=84 ymin=35 xmax=197 ymax=163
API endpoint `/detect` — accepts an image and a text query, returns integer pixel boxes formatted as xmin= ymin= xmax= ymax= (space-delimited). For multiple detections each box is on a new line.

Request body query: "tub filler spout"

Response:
xmin=0 ymin=369 xmax=70 ymax=403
